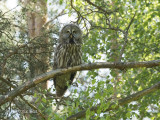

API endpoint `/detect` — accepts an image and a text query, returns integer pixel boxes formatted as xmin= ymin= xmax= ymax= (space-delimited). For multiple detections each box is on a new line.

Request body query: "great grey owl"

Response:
xmin=53 ymin=24 xmax=82 ymax=97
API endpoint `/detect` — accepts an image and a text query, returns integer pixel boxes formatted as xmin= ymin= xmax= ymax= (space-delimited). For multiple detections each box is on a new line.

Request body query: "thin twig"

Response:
xmin=44 ymin=9 xmax=65 ymax=27
xmin=2 ymin=5 xmax=20 ymax=16
xmin=126 ymin=12 xmax=136 ymax=33
xmin=84 ymin=0 xmax=117 ymax=14
xmin=118 ymin=13 xmax=136 ymax=61
xmin=70 ymin=0 xmax=89 ymax=33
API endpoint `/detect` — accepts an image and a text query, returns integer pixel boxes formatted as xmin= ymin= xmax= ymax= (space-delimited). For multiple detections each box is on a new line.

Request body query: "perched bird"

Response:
xmin=53 ymin=24 xmax=82 ymax=97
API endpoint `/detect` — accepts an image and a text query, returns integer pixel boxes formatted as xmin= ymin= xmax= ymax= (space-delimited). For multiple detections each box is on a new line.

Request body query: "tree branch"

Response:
xmin=67 ymin=81 xmax=160 ymax=120
xmin=0 ymin=77 xmax=46 ymax=119
xmin=118 ymin=12 xmax=136 ymax=61
xmin=84 ymin=0 xmax=118 ymax=14
xmin=0 ymin=60 xmax=160 ymax=106
xmin=125 ymin=12 xmax=136 ymax=33
xmin=44 ymin=9 xmax=65 ymax=27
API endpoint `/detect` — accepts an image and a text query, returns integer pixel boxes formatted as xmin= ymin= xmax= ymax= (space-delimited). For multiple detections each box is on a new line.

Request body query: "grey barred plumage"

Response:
xmin=53 ymin=24 xmax=82 ymax=97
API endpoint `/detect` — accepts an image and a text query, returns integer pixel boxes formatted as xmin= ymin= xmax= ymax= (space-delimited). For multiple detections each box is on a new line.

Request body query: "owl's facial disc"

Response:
xmin=60 ymin=24 xmax=82 ymax=44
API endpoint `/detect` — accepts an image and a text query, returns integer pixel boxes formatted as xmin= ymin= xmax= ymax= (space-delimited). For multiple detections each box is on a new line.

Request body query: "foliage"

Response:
xmin=0 ymin=0 xmax=160 ymax=120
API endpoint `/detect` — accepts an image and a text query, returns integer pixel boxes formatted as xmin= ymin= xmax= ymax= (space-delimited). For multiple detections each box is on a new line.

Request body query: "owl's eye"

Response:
xmin=72 ymin=30 xmax=76 ymax=34
xmin=66 ymin=30 xmax=70 ymax=33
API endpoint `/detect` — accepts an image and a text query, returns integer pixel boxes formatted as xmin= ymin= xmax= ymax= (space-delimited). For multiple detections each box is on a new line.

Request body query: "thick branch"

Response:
xmin=67 ymin=81 xmax=160 ymax=120
xmin=0 ymin=60 xmax=160 ymax=106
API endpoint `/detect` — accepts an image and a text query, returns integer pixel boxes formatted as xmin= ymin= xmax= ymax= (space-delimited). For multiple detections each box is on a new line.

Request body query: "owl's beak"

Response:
xmin=69 ymin=34 xmax=75 ymax=44
xmin=70 ymin=34 xmax=73 ymax=38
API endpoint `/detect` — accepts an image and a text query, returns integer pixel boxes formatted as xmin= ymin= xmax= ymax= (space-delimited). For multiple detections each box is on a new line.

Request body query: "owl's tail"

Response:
xmin=54 ymin=72 xmax=76 ymax=97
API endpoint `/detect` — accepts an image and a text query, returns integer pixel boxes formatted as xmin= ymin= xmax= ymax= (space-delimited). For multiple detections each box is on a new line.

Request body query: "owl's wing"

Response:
xmin=53 ymin=72 xmax=76 ymax=97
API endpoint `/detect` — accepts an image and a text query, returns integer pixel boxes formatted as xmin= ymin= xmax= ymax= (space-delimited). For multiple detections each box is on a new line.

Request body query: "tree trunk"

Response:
xmin=24 ymin=0 xmax=49 ymax=89
xmin=23 ymin=0 xmax=49 ymax=119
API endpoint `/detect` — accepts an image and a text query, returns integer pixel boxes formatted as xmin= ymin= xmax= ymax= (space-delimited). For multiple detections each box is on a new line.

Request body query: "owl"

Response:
xmin=53 ymin=24 xmax=82 ymax=97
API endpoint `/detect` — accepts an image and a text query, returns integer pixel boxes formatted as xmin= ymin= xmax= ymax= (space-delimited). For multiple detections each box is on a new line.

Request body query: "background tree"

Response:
xmin=0 ymin=0 xmax=160 ymax=120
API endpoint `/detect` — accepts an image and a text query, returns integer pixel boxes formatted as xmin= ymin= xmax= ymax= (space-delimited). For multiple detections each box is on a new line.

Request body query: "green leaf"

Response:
xmin=92 ymin=79 xmax=96 ymax=84
xmin=86 ymin=109 xmax=90 ymax=120
xmin=42 ymin=98 xmax=46 ymax=103
xmin=59 ymin=0 xmax=63 ymax=5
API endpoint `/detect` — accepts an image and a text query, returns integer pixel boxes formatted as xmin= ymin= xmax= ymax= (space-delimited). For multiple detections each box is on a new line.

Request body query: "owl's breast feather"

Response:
xmin=55 ymin=44 xmax=82 ymax=68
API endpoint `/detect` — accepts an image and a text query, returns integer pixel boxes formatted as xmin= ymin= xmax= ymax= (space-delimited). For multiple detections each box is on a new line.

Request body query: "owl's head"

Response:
xmin=59 ymin=24 xmax=82 ymax=44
